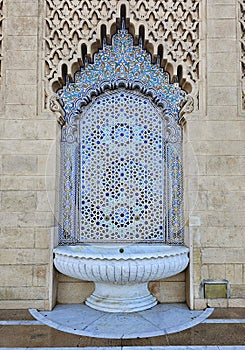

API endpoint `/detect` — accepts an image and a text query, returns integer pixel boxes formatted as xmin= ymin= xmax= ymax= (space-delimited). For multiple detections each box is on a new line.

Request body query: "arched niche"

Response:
xmin=56 ymin=26 xmax=188 ymax=245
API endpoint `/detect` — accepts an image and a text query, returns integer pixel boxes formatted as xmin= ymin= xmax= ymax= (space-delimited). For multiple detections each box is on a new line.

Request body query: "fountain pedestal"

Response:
xmin=86 ymin=282 xmax=157 ymax=313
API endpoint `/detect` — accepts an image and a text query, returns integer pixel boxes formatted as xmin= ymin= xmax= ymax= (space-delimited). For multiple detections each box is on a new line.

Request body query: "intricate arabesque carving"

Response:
xmin=239 ymin=0 xmax=245 ymax=110
xmin=44 ymin=0 xmax=200 ymax=112
xmin=0 ymin=0 xmax=3 ymax=82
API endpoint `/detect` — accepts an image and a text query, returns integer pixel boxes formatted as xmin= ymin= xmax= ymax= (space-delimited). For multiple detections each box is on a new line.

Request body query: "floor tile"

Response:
xmin=30 ymin=303 xmax=213 ymax=339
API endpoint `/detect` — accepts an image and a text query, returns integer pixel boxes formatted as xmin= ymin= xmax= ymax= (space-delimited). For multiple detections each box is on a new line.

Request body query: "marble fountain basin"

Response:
xmin=53 ymin=243 xmax=189 ymax=313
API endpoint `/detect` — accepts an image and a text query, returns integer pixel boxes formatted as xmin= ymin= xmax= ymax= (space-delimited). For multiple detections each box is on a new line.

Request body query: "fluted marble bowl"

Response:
xmin=53 ymin=243 xmax=189 ymax=313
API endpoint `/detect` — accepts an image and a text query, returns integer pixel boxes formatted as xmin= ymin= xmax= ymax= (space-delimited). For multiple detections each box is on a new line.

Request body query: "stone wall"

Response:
xmin=0 ymin=0 xmax=56 ymax=309
xmin=187 ymin=0 xmax=245 ymax=308
xmin=0 ymin=0 xmax=244 ymax=310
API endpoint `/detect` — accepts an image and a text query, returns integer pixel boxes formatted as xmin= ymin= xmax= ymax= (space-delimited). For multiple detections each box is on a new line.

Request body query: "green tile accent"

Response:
xmin=204 ymin=283 xmax=227 ymax=299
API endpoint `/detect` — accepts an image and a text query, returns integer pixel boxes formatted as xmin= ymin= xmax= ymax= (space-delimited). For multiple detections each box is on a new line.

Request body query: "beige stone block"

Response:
xmin=6 ymin=70 xmax=37 ymax=86
xmin=186 ymin=176 xmax=199 ymax=191
xmin=194 ymin=175 xmax=245 ymax=192
xmin=208 ymin=87 xmax=237 ymax=106
xmin=191 ymin=227 xmax=201 ymax=247
xmin=207 ymin=298 xmax=228 ymax=308
xmin=0 ymin=140 xmax=54 ymax=154
xmin=0 ymin=286 xmax=48 ymax=300
xmin=6 ymin=35 xmax=37 ymax=51
xmin=149 ymin=281 xmax=160 ymax=297
xmin=188 ymin=191 xmax=208 ymax=211
xmin=17 ymin=212 xmax=54 ymax=228
xmin=240 ymin=121 xmax=245 ymax=140
xmin=157 ymin=282 xmax=186 ymax=303
xmin=33 ymin=265 xmax=49 ymax=287
xmin=1 ymin=120 xmax=57 ymax=140
xmin=208 ymin=38 xmax=236 ymax=53
xmin=193 ymin=284 xmax=201 ymax=299
xmin=208 ymin=73 xmax=237 ymax=87
xmin=1 ymin=176 xmax=46 ymax=190
xmin=0 ymin=248 xmax=49 ymax=265
xmin=0 ymin=300 xmax=46 ymax=309
xmin=206 ymin=191 xmax=225 ymax=211
xmin=4 ymin=104 xmax=36 ymax=119
xmin=186 ymin=155 xmax=207 ymax=176
xmin=207 ymin=264 xmax=226 ymax=280
xmin=3 ymin=155 xmax=38 ymax=175
xmin=202 ymin=248 xmax=245 ymax=264
xmin=207 ymin=53 xmax=236 ymax=73
xmin=0 ymin=212 xmax=18 ymax=226
xmin=6 ymin=51 xmax=37 ymax=70
xmin=7 ymin=17 xmax=38 ymax=36
xmin=58 ymin=274 xmax=80 ymax=283
xmin=223 ymin=210 xmax=245 ymax=227
xmin=6 ymin=85 xmax=37 ymax=105
xmin=210 ymin=191 xmax=245 ymax=212
xmin=36 ymin=191 xmax=53 ymax=212
xmin=34 ymin=228 xmax=51 ymax=249
xmin=188 ymin=122 xmax=240 ymax=141
xmin=37 ymin=155 xmax=49 ymax=175
xmin=194 ymin=298 xmax=207 ymax=310
xmin=207 ymin=5 xmax=235 ymax=19
xmin=207 ymin=142 xmax=244 ymax=156
xmin=200 ymin=210 xmax=225 ymax=227
xmin=8 ymin=2 xmax=38 ymax=16
xmin=223 ymin=176 xmax=245 ymax=191
xmin=230 ymin=285 xmax=245 ymax=298
xmin=162 ymin=271 xmax=186 ymax=282
xmin=0 ymin=228 xmax=34 ymax=249
xmin=225 ymin=264 xmax=234 ymax=284
xmin=207 ymin=19 xmax=236 ymax=38
xmin=240 ymin=157 xmax=245 ymax=174
xmin=228 ymin=299 xmax=245 ymax=307
xmin=201 ymin=265 xmax=209 ymax=279
xmin=57 ymin=282 xmax=94 ymax=303
xmin=234 ymin=265 xmax=243 ymax=284
xmin=2 ymin=191 xmax=37 ymax=211
xmin=193 ymin=250 xmax=202 ymax=284
xmin=1 ymin=265 xmax=33 ymax=286
xmin=207 ymin=156 xmax=240 ymax=175
xmin=193 ymin=176 xmax=223 ymax=192
xmin=207 ymin=105 xmax=238 ymax=120
xmin=201 ymin=227 xmax=245 ymax=248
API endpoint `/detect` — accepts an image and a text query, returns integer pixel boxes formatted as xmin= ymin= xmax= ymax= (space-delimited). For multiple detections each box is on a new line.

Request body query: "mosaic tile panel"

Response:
xmin=79 ymin=90 xmax=166 ymax=241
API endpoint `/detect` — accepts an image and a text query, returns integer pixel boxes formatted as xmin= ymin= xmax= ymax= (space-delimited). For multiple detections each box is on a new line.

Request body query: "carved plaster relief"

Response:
xmin=0 ymin=0 xmax=3 ymax=82
xmin=238 ymin=0 xmax=245 ymax=111
xmin=43 ymin=0 xmax=201 ymax=114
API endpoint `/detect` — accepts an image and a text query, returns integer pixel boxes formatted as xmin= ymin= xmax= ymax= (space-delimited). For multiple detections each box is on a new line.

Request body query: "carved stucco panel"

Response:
xmin=238 ymin=0 xmax=245 ymax=111
xmin=43 ymin=0 xmax=202 ymax=114
xmin=0 ymin=0 xmax=3 ymax=82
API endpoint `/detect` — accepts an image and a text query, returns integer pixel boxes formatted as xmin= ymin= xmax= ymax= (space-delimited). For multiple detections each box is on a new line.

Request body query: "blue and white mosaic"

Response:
xmin=58 ymin=28 xmax=186 ymax=244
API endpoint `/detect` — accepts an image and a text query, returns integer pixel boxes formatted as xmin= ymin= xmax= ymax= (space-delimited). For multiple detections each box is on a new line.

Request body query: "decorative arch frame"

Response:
xmin=57 ymin=26 xmax=188 ymax=245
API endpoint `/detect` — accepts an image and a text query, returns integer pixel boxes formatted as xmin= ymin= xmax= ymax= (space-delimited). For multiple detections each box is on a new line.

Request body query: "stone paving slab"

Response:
xmin=29 ymin=303 xmax=213 ymax=339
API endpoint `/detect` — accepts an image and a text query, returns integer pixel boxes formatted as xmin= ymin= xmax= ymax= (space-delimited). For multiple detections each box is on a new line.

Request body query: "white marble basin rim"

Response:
xmin=53 ymin=243 xmax=189 ymax=260
xmin=53 ymin=243 xmax=189 ymax=313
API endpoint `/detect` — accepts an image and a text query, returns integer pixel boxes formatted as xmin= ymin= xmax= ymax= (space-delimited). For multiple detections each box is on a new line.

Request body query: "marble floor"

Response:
xmin=29 ymin=303 xmax=213 ymax=339
xmin=0 ymin=306 xmax=245 ymax=348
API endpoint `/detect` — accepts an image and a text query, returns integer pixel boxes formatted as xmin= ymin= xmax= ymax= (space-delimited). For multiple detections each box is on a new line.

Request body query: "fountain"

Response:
xmin=53 ymin=27 xmax=190 ymax=313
